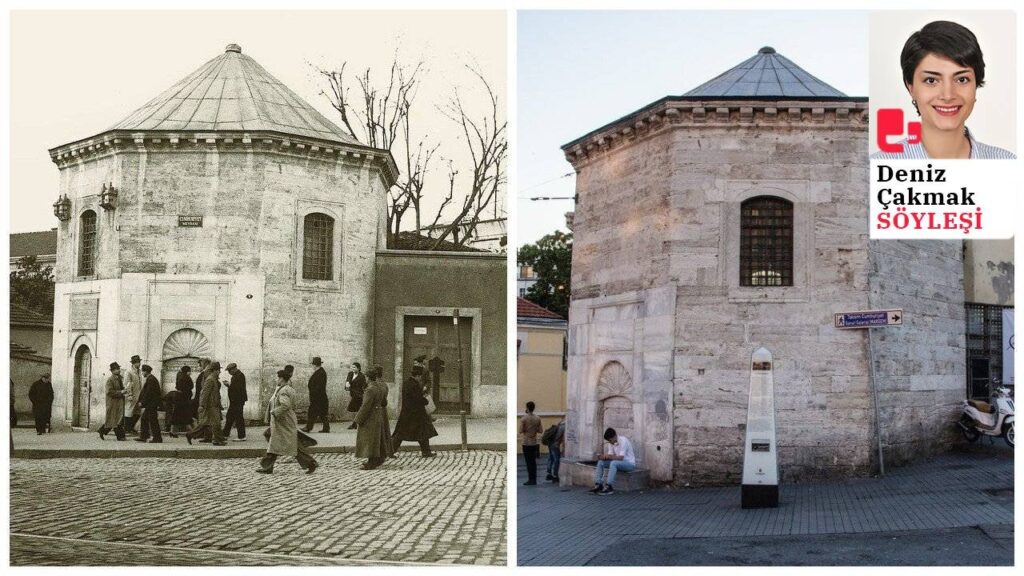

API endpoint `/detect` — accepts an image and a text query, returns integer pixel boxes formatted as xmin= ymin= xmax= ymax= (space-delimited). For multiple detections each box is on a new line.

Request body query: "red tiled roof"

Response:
xmin=10 ymin=303 xmax=53 ymax=327
xmin=10 ymin=230 xmax=57 ymax=258
xmin=517 ymin=297 xmax=563 ymax=320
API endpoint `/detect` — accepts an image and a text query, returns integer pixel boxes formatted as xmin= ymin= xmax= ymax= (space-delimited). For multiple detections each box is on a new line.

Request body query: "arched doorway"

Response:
xmin=72 ymin=345 xmax=92 ymax=428
xmin=161 ymin=328 xmax=212 ymax=393
xmin=596 ymin=361 xmax=636 ymax=458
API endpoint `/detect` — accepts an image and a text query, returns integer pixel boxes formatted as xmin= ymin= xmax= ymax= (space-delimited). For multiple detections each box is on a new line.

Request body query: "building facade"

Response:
xmin=562 ymin=48 xmax=966 ymax=486
xmin=516 ymin=297 xmax=568 ymax=454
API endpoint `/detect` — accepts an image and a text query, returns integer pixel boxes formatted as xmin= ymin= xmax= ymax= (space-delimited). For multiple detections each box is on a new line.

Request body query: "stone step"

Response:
xmin=560 ymin=459 xmax=650 ymax=492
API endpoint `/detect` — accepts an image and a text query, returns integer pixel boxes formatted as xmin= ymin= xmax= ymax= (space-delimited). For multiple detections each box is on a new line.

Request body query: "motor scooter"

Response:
xmin=958 ymin=387 xmax=1014 ymax=447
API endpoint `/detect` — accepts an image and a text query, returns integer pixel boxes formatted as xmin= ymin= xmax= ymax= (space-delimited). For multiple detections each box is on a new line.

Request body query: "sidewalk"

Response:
xmin=12 ymin=416 xmax=505 ymax=458
xmin=517 ymin=444 xmax=1014 ymax=566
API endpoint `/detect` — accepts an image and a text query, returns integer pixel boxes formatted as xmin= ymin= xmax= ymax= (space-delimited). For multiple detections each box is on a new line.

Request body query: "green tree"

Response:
xmin=10 ymin=256 xmax=54 ymax=316
xmin=517 ymin=231 xmax=572 ymax=318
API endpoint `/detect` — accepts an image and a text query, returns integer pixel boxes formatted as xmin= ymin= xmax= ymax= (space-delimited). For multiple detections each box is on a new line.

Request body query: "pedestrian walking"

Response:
xmin=123 ymin=355 xmax=143 ymax=435
xmin=257 ymin=369 xmax=318 ymax=474
xmin=355 ymin=366 xmax=391 ymax=469
xmin=191 ymin=358 xmax=210 ymax=425
xmin=186 ymin=360 xmax=226 ymax=446
xmin=391 ymin=365 xmax=437 ymax=457
xmin=545 ymin=419 xmax=566 ymax=483
xmin=345 ymin=362 xmax=367 ymax=430
xmin=303 ymin=357 xmax=330 ymax=433
xmin=135 ymin=365 xmax=163 ymax=443
xmin=519 ymin=401 xmax=542 ymax=485
xmin=222 ymin=363 xmax=247 ymax=441
xmin=170 ymin=366 xmax=194 ymax=436
xmin=28 ymin=372 xmax=54 ymax=435
xmin=97 ymin=362 xmax=127 ymax=441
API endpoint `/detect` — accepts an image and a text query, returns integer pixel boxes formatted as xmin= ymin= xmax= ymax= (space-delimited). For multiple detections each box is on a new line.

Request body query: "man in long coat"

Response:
xmin=222 ymin=363 xmax=247 ymax=441
xmin=303 ymin=357 xmax=330 ymax=433
xmin=170 ymin=366 xmax=194 ymax=435
xmin=135 ymin=364 xmax=163 ymax=443
xmin=97 ymin=362 xmax=127 ymax=440
xmin=257 ymin=369 xmax=318 ymax=474
xmin=28 ymin=372 xmax=54 ymax=434
xmin=186 ymin=360 xmax=226 ymax=446
xmin=123 ymin=355 xmax=143 ymax=435
xmin=345 ymin=362 xmax=367 ymax=430
xmin=354 ymin=366 xmax=391 ymax=469
xmin=391 ymin=366 xmax=437 ymax=457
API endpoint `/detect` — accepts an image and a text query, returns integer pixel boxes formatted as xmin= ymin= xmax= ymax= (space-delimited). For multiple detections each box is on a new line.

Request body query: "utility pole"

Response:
xmin=454 ymin=309 xmax=468 ymax=450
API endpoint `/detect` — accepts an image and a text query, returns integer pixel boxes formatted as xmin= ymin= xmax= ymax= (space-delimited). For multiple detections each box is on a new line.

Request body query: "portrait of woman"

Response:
xmin=874 ymin=20 xmax=1015 ymax=159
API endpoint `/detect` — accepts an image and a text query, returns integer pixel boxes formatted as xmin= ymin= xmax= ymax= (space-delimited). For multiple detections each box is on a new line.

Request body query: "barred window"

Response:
xmin=302 ymin=213 xmax=334 ymax=280
xmin=965 ymin=303 xmax=1008 ymax=399
xmin=79 ymin=210 xmax=97 ymax=276
xmin=740 ymin=196 xmax=793 ymax=287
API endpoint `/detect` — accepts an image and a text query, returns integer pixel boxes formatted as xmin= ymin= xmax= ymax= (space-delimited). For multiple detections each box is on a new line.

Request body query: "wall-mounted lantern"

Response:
xmin=53 ymin=195 xmax=72 ymax=221
xmin=99 ymin=182 xmax=118 ymax=211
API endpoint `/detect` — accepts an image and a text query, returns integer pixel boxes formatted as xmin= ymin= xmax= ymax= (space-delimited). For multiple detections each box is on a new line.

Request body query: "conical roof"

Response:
xmin=683 ymin=46 xmax=846 ymax=98
xmin=110 ymin=44 xmax=359 ymax=145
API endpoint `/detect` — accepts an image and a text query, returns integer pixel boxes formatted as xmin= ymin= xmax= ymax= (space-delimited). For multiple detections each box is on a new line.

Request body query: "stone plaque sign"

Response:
xmin=742 ymin=346 xmax=779 ymax=509
xmin=70 ymin=298 xmax=99 ymax=330
xmin=178 ymin=215 xmax=203 ymax=227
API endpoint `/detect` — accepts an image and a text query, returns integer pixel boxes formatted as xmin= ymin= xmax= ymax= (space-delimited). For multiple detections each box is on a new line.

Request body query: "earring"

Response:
xmin=911 ymin=100 xmax=920 ymax=116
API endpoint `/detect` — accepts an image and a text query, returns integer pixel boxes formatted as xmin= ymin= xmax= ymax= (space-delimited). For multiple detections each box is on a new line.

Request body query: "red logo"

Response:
xmin=877 ymin=108 xmax=921 ymax=153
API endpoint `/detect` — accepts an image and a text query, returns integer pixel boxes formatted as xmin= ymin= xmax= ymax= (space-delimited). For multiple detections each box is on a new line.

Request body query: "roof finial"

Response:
xmin=758 ymin=46 xmax=776 ymax=54
xmin=225 ymin=43 xmax=242 ymax=54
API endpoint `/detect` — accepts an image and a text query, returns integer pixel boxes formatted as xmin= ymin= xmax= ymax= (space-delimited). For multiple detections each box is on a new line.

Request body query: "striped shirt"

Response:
xmin=872 ymin=129 xmax=1016 ymax=160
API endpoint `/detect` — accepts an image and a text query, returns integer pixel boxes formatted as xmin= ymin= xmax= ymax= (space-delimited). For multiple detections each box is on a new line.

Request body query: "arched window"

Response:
xmin=740 ymin=196 xmax=793 ymax=287
xmin=79 ymin=210 xmax=97 ymax=276
xmin=302 ymin=212 xmax=334 ymax=280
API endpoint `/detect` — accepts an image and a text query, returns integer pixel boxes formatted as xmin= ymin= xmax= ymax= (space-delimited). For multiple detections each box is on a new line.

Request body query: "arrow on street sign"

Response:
xmin=834 ymin=309 xmax=904 ymax=329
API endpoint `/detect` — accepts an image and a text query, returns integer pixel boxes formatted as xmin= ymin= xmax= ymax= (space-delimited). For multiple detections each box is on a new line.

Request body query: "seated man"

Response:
xmin=591 ymin=427 xmax=635 ymax=495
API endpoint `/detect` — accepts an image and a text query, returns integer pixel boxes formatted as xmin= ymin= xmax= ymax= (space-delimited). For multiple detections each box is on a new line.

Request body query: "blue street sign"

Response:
xmin=834 ymin=309 xmax=903 ymax=329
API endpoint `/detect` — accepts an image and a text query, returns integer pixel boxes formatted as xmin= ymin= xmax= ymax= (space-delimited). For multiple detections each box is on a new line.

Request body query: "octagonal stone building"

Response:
xmin=562 ymin=48 xmax=965 ymax=486
xmin=48 ymin=44 xmax=396 ymax=429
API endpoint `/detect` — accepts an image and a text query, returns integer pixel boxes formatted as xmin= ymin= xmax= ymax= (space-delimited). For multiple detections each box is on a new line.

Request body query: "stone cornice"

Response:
xmin=49 ymin=130 xmax=399 ymax=188
xmin=562 ymin=99 xmax=869 ymax=169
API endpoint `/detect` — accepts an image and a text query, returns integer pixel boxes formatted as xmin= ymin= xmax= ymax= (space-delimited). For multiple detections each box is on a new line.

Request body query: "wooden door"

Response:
xmin=403 ymin=315 xmax=472 ymax=414
xmin=73 ymin=346 xmax=92 ymax=428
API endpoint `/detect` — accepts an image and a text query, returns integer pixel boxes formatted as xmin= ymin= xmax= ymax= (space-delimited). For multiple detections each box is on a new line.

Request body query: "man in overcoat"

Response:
xmin=354 ymin=366 xmax=391 ymax=469
xmin=171 ymin=365 xmax=194 ymax=435
xmin=28 ymin=372 xmax=54 ymax=434
xmin=186 ymin=360 xmax=226 ymax=446
xmin=135 ymin=364 xmax=163 ymax=443
xmin=257 ymin=369 xmax=318 ymax=474
xmin=123 ymin=355 xmax=143 ymax=435
xmin=97 ymin=362 xmax=127 ymax=440
xmin=303 ymin=357 xmax=330 ymax=433
xmin=222 ymin=363 xmax=247 ymax=441
xmin=390 ymin=366 xmax=437 ymax=457
xmin=345 ymin=362 xmax=367 ymax=430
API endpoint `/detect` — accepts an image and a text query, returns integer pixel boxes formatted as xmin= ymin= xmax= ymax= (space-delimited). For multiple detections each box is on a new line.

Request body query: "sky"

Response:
xmin=516 ymin=10 xmax=869 ymax=247
xmin=9 ymin=10 xmax=506 ymax=234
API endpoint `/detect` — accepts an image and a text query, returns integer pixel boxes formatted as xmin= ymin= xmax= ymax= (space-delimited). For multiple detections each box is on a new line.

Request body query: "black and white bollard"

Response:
xmin=741 ymin=347 xmax=779 ymax=508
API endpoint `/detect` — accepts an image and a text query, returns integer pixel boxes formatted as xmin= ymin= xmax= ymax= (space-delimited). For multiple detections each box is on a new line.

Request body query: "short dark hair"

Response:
xmin=604 ymin=428 xmax=617 ymax=441
xmin=901 ymin=21 xmax=986 ymax=88
xmin=276 ymin=369 xmax=291 ymax=381
xmin=526 ymin=401 xmax=535 ymax=412
xmin=141 ymin=364 xmax=152 ymax=374
xmin=352 ymin=362 xmax=361 ymax=370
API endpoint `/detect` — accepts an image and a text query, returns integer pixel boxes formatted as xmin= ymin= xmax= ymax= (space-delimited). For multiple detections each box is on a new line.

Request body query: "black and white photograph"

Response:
xmin=8 ymin=9 xmax=507 ymax=566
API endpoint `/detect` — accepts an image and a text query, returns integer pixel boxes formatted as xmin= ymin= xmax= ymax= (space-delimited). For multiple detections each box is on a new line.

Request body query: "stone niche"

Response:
xmin=597 ymin=361 xmax=636 ymax=455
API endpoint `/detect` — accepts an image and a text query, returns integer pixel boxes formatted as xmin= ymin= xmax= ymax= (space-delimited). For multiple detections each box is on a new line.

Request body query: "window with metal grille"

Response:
xmin=302 ymin=213 xmax=334 ymax=280
xmin=79 ymin=210 xmax=97 ymax=276
xmin=740 ymin=196 xmax=793 ymax=287
xmin=965 ymin=302 xmax=1009 ymax=399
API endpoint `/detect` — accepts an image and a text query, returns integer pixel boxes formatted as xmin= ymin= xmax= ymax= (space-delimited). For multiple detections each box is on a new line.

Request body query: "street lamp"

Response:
xmin=53 ymin=195 xmax=71 ymax=221
xmin=99 ymin=182 xmax=118 ymax=211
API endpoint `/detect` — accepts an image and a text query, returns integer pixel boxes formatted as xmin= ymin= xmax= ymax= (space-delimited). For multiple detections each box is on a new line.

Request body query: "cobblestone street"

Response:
xmin=10 ymin=451 xmax=506 ymax=566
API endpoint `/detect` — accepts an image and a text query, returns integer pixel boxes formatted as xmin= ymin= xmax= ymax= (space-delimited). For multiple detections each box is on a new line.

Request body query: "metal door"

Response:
xmin=72 ymin=346 xmax=92 ymax=428
xmin=403 ymin=315 xmax=472 ymax=414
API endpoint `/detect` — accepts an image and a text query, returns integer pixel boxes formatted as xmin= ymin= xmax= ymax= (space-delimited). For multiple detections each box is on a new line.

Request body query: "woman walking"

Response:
xmin=355 ymin=366 xmax=392 ymax=469
xmin=257 ymin=369 xmax=318 ymax=474
xmin=391 ymin=365 xmax=437 ymax=458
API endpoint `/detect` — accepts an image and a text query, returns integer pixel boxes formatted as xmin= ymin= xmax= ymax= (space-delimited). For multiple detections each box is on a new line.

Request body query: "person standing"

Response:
xmin=222 ymin=363 xmax=247 ymax=441
xmin=98 ymin=362 xmax=127 ymax=441
xmin=345 ymin=362 xmax=367 ymax=430
xmin=186 ymin=361 xmax=226 ymax=446
xmin=191 ymin=358 xmax=210 ymax=427
xmin=546 ymin=419 xmax=566 ymax=483
xmin=354 ymin=366 xmax=391 ymax=469
xmin=171 ymin=365 xmax=195 ymax=436
xmin=257 ymin=369 xmax=318 ymax=474
xmin=135 ymin=365 xmax=163 ymax=443
xmin=123 ymin=355 xmax=143 ymax=435
xmin=519 ymin=401 xmax=542 ymax=486
xmin=391 ymin=366 xmax=437 ymax=457
xmin=303 ymin=357 xmax=330 ymax=433
xmin=28 ymin=372 xmax=54 ymax=435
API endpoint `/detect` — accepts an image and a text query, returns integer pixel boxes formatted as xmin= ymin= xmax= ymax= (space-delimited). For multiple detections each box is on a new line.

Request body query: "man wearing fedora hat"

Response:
xmin=98 ymin=362 xmax=127 ymax=441
xmin=135 ymin=364 xmax=163 ymax=443
xmin=123 ymin=355 xmax=143 ymax=435
xmin=28 ymin=371 xmax=54 ymax=435
xmin=222 ymin=362 xmax=248 ymax=441
xmin=302 ymin=357 xmax=330 ymax=433
xmin=186 ymin=360 xmax=226 ymax=446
